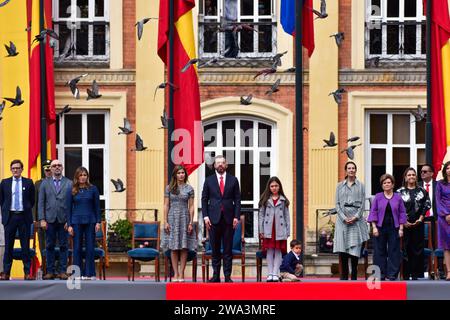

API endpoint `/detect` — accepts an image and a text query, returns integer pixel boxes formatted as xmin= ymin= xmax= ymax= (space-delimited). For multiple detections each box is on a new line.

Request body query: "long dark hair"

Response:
xmin=441 ymin=161 xmax=450 ymax=183
xmin=168 ymin=165 xmax=188 ymax=194
xmin=402 ymin=167 xmax=418 ymax=188
xmin=72 ymin=167 xmax=91 ymax=195
xmin=259 ymin=176 xmax=290 ymax=208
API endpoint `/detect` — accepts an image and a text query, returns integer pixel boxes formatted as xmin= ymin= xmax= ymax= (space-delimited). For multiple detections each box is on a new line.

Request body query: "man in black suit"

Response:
xmin=202 ymin=155 xmax=241 ymax=282
xmin=0 ymin=159 xmax=35 ymax=280
xmin=420 ymin=163 xmax=445 ymax=279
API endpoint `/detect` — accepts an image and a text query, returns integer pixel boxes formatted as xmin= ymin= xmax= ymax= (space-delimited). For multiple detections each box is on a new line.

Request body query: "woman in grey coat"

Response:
xmin=333 ymin=161 xmax=369 ymax=280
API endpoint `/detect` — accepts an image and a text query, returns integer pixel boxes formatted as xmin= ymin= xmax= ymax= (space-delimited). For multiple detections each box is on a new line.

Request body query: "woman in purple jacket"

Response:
xmin=435 ymin=161 xmax=450 ymax=281
xmin=368 ymin=174 xmax=407 ymax=280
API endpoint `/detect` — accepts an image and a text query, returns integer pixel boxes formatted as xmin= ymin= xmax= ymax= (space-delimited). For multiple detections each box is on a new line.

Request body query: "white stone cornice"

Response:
xmin=199 ymin=69 xmax=308 ymax=85
xmin=54 ymin=69 xmax=136 ymax=86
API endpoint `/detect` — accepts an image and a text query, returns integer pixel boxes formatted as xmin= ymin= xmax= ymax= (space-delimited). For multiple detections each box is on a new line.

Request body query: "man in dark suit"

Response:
xmin=34 ymin=159 xmax=52 ymax=254
xmin=420 ymin=163 xmax=445 ymax=279
xmin=202 ymin=155 xmax=241 ymax=282
xmin=0 ymin=159 xmax=35 ymax=280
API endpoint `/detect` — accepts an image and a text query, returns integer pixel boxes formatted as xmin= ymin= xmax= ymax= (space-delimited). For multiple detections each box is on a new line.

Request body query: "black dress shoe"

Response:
xmin=208 ymin=277 xmax=220 ymax=283
xmin=0 ymin=273 xmax=10 ymax=281
xmin=224 ymin=277 xmax=233 ymax=283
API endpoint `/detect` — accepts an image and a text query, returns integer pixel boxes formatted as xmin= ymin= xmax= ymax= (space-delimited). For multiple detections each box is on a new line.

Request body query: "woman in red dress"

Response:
xmin=258 ymin=177 xmax=290 ymax=282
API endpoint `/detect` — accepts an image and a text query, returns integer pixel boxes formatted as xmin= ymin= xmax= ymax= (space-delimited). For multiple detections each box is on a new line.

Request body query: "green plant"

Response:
xmin=109 ymin=219 xmax=132 ymax=248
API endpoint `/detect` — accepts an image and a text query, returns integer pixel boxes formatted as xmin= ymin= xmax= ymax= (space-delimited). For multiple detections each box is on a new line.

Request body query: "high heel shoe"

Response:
xmin=446 ymin=273 xmax=450 ymax=281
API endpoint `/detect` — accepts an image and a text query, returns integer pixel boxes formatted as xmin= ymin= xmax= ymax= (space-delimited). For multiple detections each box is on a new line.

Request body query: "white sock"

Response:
xmin=266 ymin=248 xmax=274 ymax=276
xmin=273 ymin=249 xmax=282 ymax=276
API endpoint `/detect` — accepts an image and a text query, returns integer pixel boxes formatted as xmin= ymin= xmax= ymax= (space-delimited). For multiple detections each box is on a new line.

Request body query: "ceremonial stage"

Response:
xmin=0 ymin=279 xmax=448 ymax=300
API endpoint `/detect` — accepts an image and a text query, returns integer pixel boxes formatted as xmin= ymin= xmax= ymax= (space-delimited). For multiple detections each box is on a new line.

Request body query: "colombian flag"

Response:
xmin=281 ymin=0 xmax=315 ymax=57
xmin=426 ymin=0 xmax=450 ymax=174
xmin=157 ymin=0 xmax=204 ymax=175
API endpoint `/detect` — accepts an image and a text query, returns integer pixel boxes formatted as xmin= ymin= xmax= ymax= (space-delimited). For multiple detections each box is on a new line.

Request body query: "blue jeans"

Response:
xmin=45 ymin=222 xmax=68 ymax=274
xmin=72 ymin=223 xmax=96 ymax=277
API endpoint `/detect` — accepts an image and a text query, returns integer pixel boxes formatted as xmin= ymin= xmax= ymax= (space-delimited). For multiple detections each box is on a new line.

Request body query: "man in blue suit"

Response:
xmin=202 ymin=155 xmax=241 ymax=282
xmin=0 ymin=159 xmax=35 ymax=280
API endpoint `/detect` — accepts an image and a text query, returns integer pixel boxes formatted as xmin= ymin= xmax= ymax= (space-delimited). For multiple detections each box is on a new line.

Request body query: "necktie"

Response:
xmin=55 ymin=179 xmax=61 ymax=193
xmin=425 ymin=183 xmax=430 ymax=217
xmin=219 ymin=176 xmax=225 ymax=195
xmin=14 ymin=178 xmax=20 ymax=211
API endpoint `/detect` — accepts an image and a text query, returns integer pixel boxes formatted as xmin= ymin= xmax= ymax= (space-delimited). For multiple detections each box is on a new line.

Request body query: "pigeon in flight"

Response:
xmin=265 ymin=79 xmax=281 ymax=96
xmin=0 ymin=101 xmax=5 ymax=121
xmin=330 ymin=32 xmax=345 ymax=47
xmin=66 ymin=74 xmax=88 ymax=99
xmin=4 ymin=41 xmax=19 ymax=57
xmin=254 ymin=67 xmax=277 ymax=80
xmin=284 ymin=67 xmax=296 ymax=73
xmin=347 ymin=136 xmax=360 ymax=143
xmin=323 ymin=132 xmax=337 ymax=148
xmin=272 ymin=51 xmax=288 ymax=67
xmin=87 ymin=80 xmax=102 ymax=100
xmin=311 ymin=0 xmax=328 ymax=19
xmin=32 ymin=29 xmax=59 ymax=44
xmin=154 ymin=82 xmax=178 ymax=101
xmin=181 ymin=58 xmax=199 ymax=73
xmin=198 ymin=58 xmax=218 ymax=68
xmin=3 ymin=86 xmax=24 ymax=107
xmin=240 ymin=94 xmax=253 ymax=106
xmin=329 ymin=88 xmax=346 ymax=104
xmin=160 ymin=110 xmax=168 ymax=129
xmin=132 ymin=134 xmax=148 ymax=151
xmin=118 ymin=118 xmax=133 ymax=135
xmin=57 ymin=38 xmax=76 ymax=62
xmin=57 ymin=105 xmax=72 ymax=118
xmin=341 ymin=144 xmax=362 ymax=160
xmin=410 ymin=105 xmax=426 ymax=122
xmin=111 ymin=179 xmax=126 ymax=192
xmin=135 ymin=18 xmax=157 ymax=41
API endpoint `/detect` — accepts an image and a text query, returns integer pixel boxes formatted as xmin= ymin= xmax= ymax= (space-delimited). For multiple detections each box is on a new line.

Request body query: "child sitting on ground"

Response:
xmin=279 ymin=239 xmax=303 ymax=282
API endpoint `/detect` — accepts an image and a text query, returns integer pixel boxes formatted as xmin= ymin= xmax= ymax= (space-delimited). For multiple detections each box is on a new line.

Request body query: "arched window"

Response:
xmin=199 ymin=116 xmax=276 ymax=243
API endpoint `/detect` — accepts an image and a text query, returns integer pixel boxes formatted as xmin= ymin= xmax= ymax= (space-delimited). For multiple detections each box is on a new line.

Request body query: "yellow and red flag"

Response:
xmin=426 ymin=0 xmax=450 ymax=174
xmin=157 ymin=0 xmax=204 ymax=174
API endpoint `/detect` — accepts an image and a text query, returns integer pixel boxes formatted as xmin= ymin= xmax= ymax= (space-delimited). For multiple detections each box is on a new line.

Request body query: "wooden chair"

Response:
xmin=90 ymin=221 xmax=108 ymax=280
xmin=255 ymin=237 xmax=266 ymax=282
xmin=202 ymin=215 xmax=245 ymax=282
xmin=127 ymin=221 xmax=161 ymax=281
xmin=164 ymin=222 xmax=198 ymax=282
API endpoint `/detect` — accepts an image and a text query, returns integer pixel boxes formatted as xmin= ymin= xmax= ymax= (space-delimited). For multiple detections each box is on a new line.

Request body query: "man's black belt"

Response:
xmin=10 ymin=211 xmax=24 ymax=214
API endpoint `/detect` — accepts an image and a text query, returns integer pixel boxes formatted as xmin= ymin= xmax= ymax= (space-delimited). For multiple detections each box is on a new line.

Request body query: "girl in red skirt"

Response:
xmin=258 ymin=177 xmax=290 ymax=282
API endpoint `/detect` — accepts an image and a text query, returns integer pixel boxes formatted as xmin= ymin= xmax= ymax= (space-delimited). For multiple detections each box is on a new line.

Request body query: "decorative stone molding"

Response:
xmin=339 ymin=69 xmax=426 ymax=86
xmin=54 ymin=69 xmax=136 ymax=86
xmin=199 ymin=69 xmax=308 ymax=85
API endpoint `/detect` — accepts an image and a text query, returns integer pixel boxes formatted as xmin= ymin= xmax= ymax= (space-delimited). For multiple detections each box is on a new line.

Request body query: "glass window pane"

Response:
xmin=387 ymin=0 xmax=399 ymax=17
xmin=241 ymin=204 xmax=254 ymax=238
xmin=240 ymin=0 xmax=253 ymax=15
xmin=76 ymin=23 xmax=89 ymax=55
xmin=369 ymin=28 xmax=382 ymax=55
xmin=416 ymin=117 xmax=426 ymax=144
xmin=58 ymin=24 xmax=71 ymax=57
xmin=260 ymin=151 xmax=271 ymax=196
xmin=204 ymin=123 xmax=217 ymax=147
xmin=404 ymin=25 xmax=417 ymax=55
xmin=203 ymin=20 xmax=218 ymax=53
xmin=393 ymin=148 xmax=410 ymax=190
xmin=89 ymin=149 xmax=104 ymax=195
xmin=222 ymin=120 xmax=235 ymax=147
xmin=224 ymin=0 xmax=238 ymax=21
xmin=77 ymin=0 xmax=89 ymax=18
xmin=240 ymin=150 xmax=253 ymax=201
xmin=393 ymin=115 xmax=410 ymax=144
xmin=404 ymin=0 xmax=417 ymax=17
xmin=95 ymin=0 xmax=105 ymax=17
xmin=240 ymin=120 xmax=253 ymax=147
xmin=64 ymin=114 xmax=82 ymax=144
xmin=204 ymin=151 xmax=216 ymax=178
xmin=93 ymin=25 xmax=106 ymax=55
xmin=56 ymin=116 xmax=60 ymax=145
xmin=421 ymin=23 xmax=426 ymax=55
xmin=371 ymin=149 xmax=386 ymax=195
xmin=64 ymin=147 xmax=82 ymax=179
xmin=240 ymin=19 xmax=254 ymax=53
xmin=258 ymin=122 xmax=272 ymax=147
xmin=88 ymin=114 xmax=105 ymax=144
xmin=205 ymin=0 xmax=217 ymax=15
xmin=387 ymin=25 xmax=400 ymax=54
xmin=224 ymin=150 xmax=235 ymax=176
xmin=258 ymin=20 xmax=272 ymax=53
xmin=258 ymin=0 xmax=271 ymax=15
xmin=417 ymin=149 xmax=426 ymax=167
xmin=370 ymin=114 xmax=387 ymax=144
xmin=59 ymin=0 xmax=71 ymax=18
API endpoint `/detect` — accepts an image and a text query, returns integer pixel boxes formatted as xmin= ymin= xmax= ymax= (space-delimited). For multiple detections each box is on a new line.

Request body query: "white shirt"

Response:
xmin=424 ymin=181 xmax=434 ymax=217
xmin=216 ymin=171 xmax=227 ymax=188
xmin=293 ymin=252 xmax=300 ymax=260
xmin=10 ymin=176 xmax=24 ymax=211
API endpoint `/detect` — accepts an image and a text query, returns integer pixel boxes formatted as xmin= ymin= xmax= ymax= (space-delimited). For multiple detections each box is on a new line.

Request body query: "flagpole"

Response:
xmin=295 ymin=0 xmax=304 ymax=257
xmin=40 ymin=0 xmax=48 ymax=177
xmin=168 ymin=0 xmax=175 ymax=182
xmin=425 ymin=0 xmax=432 ymax=166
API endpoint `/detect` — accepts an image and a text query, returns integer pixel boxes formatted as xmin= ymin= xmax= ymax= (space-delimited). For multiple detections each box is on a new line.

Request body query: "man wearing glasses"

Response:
xmin=0 ymin=159 xmax=36 ymax=280
xmin=38 ymin=160 xmax=72 ymax=280
xmin=34 ymin=159 xmax=53 ymax=254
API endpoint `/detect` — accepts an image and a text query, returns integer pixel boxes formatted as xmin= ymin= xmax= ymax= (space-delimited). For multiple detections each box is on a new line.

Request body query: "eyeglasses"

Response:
xmin=51 ymin=164 xmax=62 ymax=167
